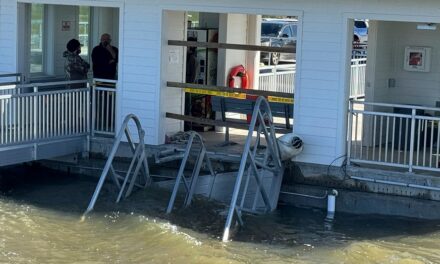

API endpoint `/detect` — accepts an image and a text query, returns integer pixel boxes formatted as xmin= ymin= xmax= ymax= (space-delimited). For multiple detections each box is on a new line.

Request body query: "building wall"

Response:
xmin=0 ymin=0 xmax=17 ymax=74
xmin=4 ymin=0 xmax=440 ymax=165
xmin=373 ymin=21 xmax=440 ymax=107
xmin=160 ymin=10 xmax=186 ymax=140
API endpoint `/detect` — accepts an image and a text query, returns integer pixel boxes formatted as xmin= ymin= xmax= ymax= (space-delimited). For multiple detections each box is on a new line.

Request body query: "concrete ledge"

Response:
xmin=280 ymin=184 xmax=440 ymax=220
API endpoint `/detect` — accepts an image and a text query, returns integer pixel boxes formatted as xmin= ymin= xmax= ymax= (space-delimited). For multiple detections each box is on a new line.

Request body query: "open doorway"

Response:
xmin=347 ymin=19 xmax=440 ymax=173
xmin=162 ymin=10 xmax=297 ymax=145
xmin=17 ymin=3 xmax=119 ymax=82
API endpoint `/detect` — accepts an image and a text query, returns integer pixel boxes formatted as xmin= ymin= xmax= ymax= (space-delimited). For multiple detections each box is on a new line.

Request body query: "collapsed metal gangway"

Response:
xmin=84 ymin=97 xmax=302 ymax=242
xmin=84 ymin=116 xmax=215 ymax=215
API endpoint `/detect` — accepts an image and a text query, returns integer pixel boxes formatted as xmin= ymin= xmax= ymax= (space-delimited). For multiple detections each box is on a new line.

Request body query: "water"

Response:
xmin=1 ymin=165 xmax=440 ymax=263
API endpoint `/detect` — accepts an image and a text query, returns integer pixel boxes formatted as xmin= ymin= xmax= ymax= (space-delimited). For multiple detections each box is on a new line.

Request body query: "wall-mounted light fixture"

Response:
xmin=417 ymin=23 xmax=437 ymax=30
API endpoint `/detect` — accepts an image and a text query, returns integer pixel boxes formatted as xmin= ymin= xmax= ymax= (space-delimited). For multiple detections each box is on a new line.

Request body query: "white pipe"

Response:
xmin=350 ymin=176 xmax=440 ymax=192
xmin=326 ymin=189 xmax=338 ymax=220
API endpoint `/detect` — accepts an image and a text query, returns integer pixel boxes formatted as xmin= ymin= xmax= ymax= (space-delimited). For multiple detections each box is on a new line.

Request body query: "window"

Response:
xmin=30 ymin=4 xmax=44 ymax=74
xmin=354 ymin=21 xmax=367 ymax=28
xmin=78 ymin=6 xmax=90 ymax=56
xmin=281 ymin=26 xmax=292 ymax=38
xmin=261 ymin=23 xmax=283 ymax=37
xmin=289 ymin=25 xmax=297 ymax=37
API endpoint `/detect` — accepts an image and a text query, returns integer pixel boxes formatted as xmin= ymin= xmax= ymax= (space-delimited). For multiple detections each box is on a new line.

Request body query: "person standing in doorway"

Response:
xmin=92 ymin=33 xmax=118 ymax=80
xmin=63 ymin=38 xmax=90 ymax=82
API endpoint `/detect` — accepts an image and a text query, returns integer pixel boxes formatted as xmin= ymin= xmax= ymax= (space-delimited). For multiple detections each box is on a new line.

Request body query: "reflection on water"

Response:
xmin=1 ymin=165 xmax=440 ymax=263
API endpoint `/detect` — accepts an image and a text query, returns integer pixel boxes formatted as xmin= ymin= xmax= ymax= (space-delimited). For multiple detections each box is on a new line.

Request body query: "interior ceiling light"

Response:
xmin=417 ymin=23 xmax=437 ymax=30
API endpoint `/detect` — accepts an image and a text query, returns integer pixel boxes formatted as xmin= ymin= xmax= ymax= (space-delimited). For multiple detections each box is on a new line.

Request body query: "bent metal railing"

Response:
xmin=222 ymin=96 xmax=283 ymax=242
xmin=84 ymin=114 xmax=150 ymax=216
xmin=348 ymin=100 xmax=440 ymax=173
xmin=163 ymin=131 xmax=216 ymax=214
xmin=0 ymin=80 xmax=90 ymax=146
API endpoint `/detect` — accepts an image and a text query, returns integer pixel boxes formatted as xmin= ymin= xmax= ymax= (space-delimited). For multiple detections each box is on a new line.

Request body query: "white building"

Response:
xmin=2 ymin=0 xmax=440 ymax=173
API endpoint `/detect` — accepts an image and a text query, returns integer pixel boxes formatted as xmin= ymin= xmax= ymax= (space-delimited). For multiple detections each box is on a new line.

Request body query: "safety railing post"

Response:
xmin=347 ymin=100 xmax=353 ymax=166
xmin=408 ymin=109 xmax=416 ymax=172
xmin=33 ymin=86 xmax=38 ymax=141
xmin=91 ymin=81 xmax=96 ymax=137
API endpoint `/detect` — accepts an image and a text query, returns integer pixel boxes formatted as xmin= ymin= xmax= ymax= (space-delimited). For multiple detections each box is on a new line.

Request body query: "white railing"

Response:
xmin=0 ymin=80 xmax=90 ymax=146
xmin=0 ymin=73 xmax=23 ymax=95
xmin=348 ymin=100 xmax=440 ymax=172
xmin=258 ymin=58 xmax=366 ymax=99
xmin=258 ymin=64 xmax=295 ymax=94
xmin=350 ymin=58 xmax=367 ymax=99
xmin=92 ymin=78 xmax=117 ymax=136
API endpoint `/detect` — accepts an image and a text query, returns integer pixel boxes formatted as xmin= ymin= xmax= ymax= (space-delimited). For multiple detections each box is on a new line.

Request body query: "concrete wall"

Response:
xmin=5 ymin=0 xmax=440 ymax=165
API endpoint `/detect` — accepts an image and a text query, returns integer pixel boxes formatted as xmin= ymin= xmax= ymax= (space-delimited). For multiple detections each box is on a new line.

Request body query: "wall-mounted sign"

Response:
xmin=404 ymin=46 xmax=431 ymax=72
xmin=61 ymin=21 xmax=71 ymax=31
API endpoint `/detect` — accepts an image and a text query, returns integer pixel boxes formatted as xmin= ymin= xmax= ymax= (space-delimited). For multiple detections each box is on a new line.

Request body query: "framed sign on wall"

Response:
xmin=404 ymin=46 xmax=432 ymax=72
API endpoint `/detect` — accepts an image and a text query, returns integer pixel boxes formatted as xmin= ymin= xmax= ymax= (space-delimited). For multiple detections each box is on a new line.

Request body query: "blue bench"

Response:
xmin=211 ymin=96 xmax=293 ymax=129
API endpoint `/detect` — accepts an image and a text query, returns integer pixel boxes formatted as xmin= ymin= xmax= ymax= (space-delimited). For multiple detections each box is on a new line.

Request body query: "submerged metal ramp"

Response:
xmin=0 ymin=79 xmax=90 ymax=167
xmin=84 ymin=114 xmax=150 ymax=215
xmin=83 ymin=97 xmax=297 ymax=242
xmin=155 ymin=131 xmax=216 ymax=214
xmin=220 ymin=96 xmax=285 ymax=242
xmin=159 ymin=96 xmax=295 ymax=242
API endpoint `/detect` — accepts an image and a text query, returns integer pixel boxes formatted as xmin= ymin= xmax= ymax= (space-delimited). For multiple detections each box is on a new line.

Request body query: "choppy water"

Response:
xmin=1 ymin=165 xmax=440 ymax=264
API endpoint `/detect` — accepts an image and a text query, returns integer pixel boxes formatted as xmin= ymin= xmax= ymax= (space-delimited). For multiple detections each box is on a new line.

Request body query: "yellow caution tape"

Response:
xmin=184 ymin=88 xmax=294 ymax=104
xmin=185 ymin=88 xmax=246 ymax=99
xmin=267 ymin=96 xmax=294 ymax=104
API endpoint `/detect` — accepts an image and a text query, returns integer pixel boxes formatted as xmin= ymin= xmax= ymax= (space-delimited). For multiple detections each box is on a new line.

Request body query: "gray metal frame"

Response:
xmin=84 ymin=114 xmax=150 ymax=215
xmin=161 ymin=131 xmax=216 ymax=214
xmin=222 ymin=96 xmax=283 ymax=242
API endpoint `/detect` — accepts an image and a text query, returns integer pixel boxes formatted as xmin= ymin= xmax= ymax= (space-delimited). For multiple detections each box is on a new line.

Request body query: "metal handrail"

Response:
xmin=351 ymin=100 xmax=440 ymax=112
xmin=92 ymin=78 xmax=117 ymax=136
xmin=165 ymin=131 xmax=216 ymax=213
xmin=0 ymin=80 xmax=89 ymax=92
xmin=348 ymin=100 xmax=440 ymax=173
xmin=84 ymin=114 xmax=150 ymax=216
xmin=0 ymin=87 xmax=89 ymax=100
xmin=222 ymin=96 xmax=283 ymax=242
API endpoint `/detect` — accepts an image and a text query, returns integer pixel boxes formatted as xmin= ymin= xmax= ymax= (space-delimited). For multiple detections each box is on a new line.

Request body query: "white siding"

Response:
xmin=3 ymin=0 xmax=440 ymax=165
xmin=120 ymin=2 xmax=161 ymax=144
xmin=0 ymin=0 xmax=17 ymax=74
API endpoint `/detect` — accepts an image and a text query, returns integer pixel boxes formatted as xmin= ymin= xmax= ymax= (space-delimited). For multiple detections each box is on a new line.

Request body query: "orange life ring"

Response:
xmin=228 ymin=65 xmax=256 ymax=123
xmin=228 ymin=65 xmax=249 ymax=89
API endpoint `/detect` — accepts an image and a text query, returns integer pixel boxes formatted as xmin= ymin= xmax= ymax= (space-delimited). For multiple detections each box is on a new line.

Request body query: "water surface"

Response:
xmin=1 ymin=165 xmax=439 ymax=263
